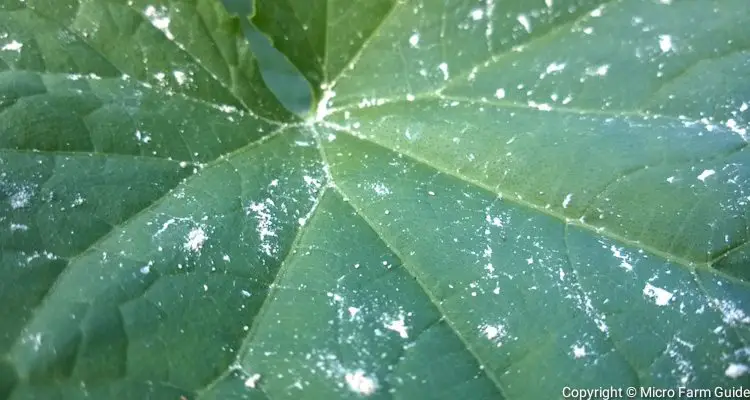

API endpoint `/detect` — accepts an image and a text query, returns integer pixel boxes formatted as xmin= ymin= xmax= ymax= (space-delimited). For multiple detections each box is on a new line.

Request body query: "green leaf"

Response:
xmin=2 ymin=0 xmax=750 ymax=399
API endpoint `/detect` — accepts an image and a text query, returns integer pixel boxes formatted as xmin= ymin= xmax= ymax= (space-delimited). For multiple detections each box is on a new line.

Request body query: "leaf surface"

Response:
xmin=1 ymin=0 xmax=750 ymax=399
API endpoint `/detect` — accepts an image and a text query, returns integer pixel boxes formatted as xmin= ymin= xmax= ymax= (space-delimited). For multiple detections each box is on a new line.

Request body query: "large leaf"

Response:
xmin=1 ymin=0 xmax=749 ymax=399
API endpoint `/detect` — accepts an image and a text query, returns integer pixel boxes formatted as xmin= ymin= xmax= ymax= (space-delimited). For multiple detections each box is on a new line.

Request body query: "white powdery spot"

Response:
xmin=244 ymin=373 xmax=262 ymax=388
xmin=545 ymin=62 xmax=566 ymax=74
xmin=10 ymin=223 xmax=28 ymax=232
xmin=528 ymin=101 xmax=552 ymax=111
xmin=134 ymin=129 xmax=152 ymax=144
xmin=1 ymin=40 xmax=22 ymax=52
xmin=438 ymin=62 xmax=449 ymax=80
xmin=184 ymin=227 xmax=207 ymax=253
xmin=247 ymin=200 xmax=277 ymax=257
xmin=383 ymin=313 xmax=409 ymax=339
xmin=585 ymin=64 xmax=609 ymax=76
xmin=562 ymin=193 xmax=573 ymax=208
xmin=725 ymin=363 xmax=749 ymax=379
xmin=643 ymin=282 xmax=673 ymax=306
xmin=470 ymin=8 xmax=484 ymax=20
xmin=658 ymin=34 xmax=673 ymax=53
xmin=9 ymin=187 xmax=33 ymax=209
xmin=697 ymin=169 xmax=715 ymax=182
xmin=494 ymin=88 xmax=506 ymax=99
xmin=371 ymin=182 xmax=391 ymax=196
xmin=712 ymin=299 xmax=750 ymax=325
xmin=144 ymin=5 xmax=175 ymax=40
xmin=345 ymin=370 xmax=378 ymax=396
xmin=571 ymin=343 xmax=587 ymax=359
xmin=173 ymin=70 xmax=188 ymax=85
xmin=408 ymin=32 xmax=420 ymax=48
xmin=610 ymin=245 xmax=634 ymax=271
xmin=479 ymin=323 xmax=508 ymax=346
xmin=517 ymin=14 xmax=531 ymax=32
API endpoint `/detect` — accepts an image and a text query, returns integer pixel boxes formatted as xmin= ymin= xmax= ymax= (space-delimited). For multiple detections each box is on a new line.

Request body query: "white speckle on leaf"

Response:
xmin=562 ymin=193 xmax=573 ymax=208
xmin=470 ymin=8 xmax=484 ymax=20
xmin=479 ymin=323 xmax=508 ymax=346
xmin=247 ymin=200 xmax=277 ymax=256
xmin=517 ymin=14 xmax=531 ymax=32
xmin=1 ymin=40 xmax=22 ymax=52
xmin=173 ymin=70 xmax=187 ymax=85
xmin=739 ymin=102 xmax=748 ymax=112
xmin=10 ymin=223 xmax=28 ymax=232
xmin=658 ymin=34 xmax=673 ymax=52
xmin=345 ymin=370 xmax=378 ymax=396
xmin=144 ymin=5 xmax=175 ymax=40
xmin=725 ymin=363 xmax=749 ymax=379
xmin=572 ymin=344 xmax=587 ymax=359
xmin=135 ymin=130 xmax=152 ymax=144
xmin=348 ymin=307 xmax=360 ymax=318
xmin=545 ymin=62 xmax=566 ymax=74
xmin=666 ymin=176 xmax=676 ymax=183
xmin=184 ymin=227 xmax=207 ymax=253
xmin=383 ymin=313 xmax=409 ymax=338
xmin=244 ymin=373 xmax=262 ymax=388
xmin=643 ymin=282 xmax=673 ymax=306
xmin=712 ymin=298 xmax=750 ymax=325
xmin=585 ymin=64 xmax=609 ymax=76
xmin=494 ymin=88 xmax=506 ymax=99
xmin=371 ymin=183 xmax=391 ymax=196
xmin=9 ymin=187 xmax=32 ymax=209
xmin=408 ymin=32 xmax=420 ymax=47
xmin=406 ymin=93 xmax=415 ymax=101
xmin=438 ymin=62 xmax=449 ymax=80
xmin=528 ymin=101 xmax=552 ymax=111
xmin=610 ymin=245 xmax=634 ymax=271
xmin=697 ymin=169 xmax=715 ymax=182
xmin=590 ymin=6 xmax=603 ymax=17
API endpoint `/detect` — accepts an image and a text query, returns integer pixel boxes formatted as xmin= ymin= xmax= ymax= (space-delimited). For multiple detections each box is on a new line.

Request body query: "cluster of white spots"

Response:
xmin=247 ymin=199 xmax=278 ymax=257
xmin=9 ymin=187 xmax=33 ymax=209
xmin=344 ymin=370 xmax=378 ymax=396
xmin=485 ymin=0 xmax=496 ymax=39
xmin=562 ymin=193 xmax=573 ymax=209
xmin=711 ymin=298 xmax=750 ymax=325
xmin=371 ymin=182 xmax=391 ymax=196
xmin=470 ymin=8 xmax=484 ymax=21
xmin=571 ymin=343 xmax=587 ymax=359
xmin=184 ymin=226 xmax=207 ymax=253
xmin=696 ymin=169 xmax=715 ymax=182
xmin=517 ymin=14 xmax=531 ymax=32
xmin=494 ymin=88 xmax=506 ymax=99
xmin=545 ymin=62 xmax=566 ymax=75
xmin=585 ymin=64 xmax=610 ymax=76
xmin=244 ymin=373 xmax=262 ymax=388
xmin=666 ymin=176 xmax=677 ymax=184
xmin=479 ymin=323 xmax=508 ymax=346
xmin=134 ymin=129 xmax=152 ymax=144
xmin=643 ymin=282 xmax=673 ymax=306
xmin=1 ymin=40 xmax=22 ymax=52
xmin=666 ymin=341 xmax=693 ymax=385
xmin=589 ymin=6 xmax=604 ymax=17
xmin=725 ymin=363 xmax=749 ymax=379
xmin=437 ymin=62 xmax=450 ymax=80
xmin=658 ymin=34 xmax=674 ymax=53
xmin=10 ymin=223 xmax=29 ymax=232
xmin=144 ymin=5 xmax=175 ymax=40
xmin=609 ymin=245 xmax=634 ymax=271
xmin=528 ymin=101 xmax=552 ymax=111
xmin=382 ymin=312 xmax=409 ymax=339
